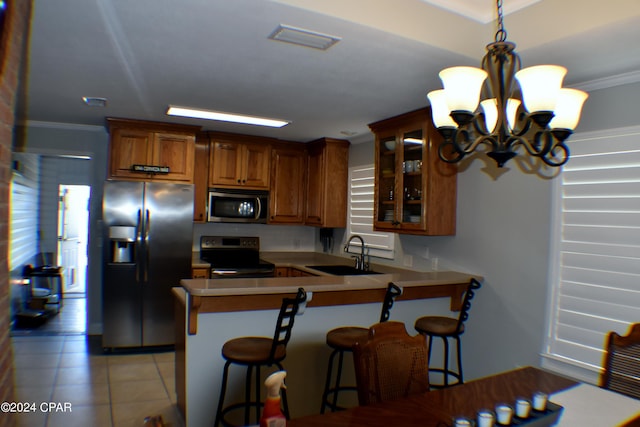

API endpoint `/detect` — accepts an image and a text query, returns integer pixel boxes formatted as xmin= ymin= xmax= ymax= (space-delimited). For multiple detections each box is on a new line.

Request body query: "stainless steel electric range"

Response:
xmin=199 ymin=236 xmax=275 ymax=279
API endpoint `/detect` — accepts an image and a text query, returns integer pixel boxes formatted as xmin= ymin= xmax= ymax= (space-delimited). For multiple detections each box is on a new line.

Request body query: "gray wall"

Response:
xmin=18 ymin=124 xmax=109 ymax=334
xmin=348 ymin=80 xmax=640 ymax=381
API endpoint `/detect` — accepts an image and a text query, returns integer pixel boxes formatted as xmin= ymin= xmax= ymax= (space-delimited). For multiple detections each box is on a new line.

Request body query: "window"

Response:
xmin=347 ymin=165 xmax=394 ymax=259
xmin=543 ymin=125 xmax=640 ymax=383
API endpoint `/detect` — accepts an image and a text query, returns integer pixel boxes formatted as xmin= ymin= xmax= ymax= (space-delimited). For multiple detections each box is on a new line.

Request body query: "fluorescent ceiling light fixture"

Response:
xmin=166 ymin=106 xmax=290 ymax=128
xmin=268 ymin=24 xmax=341 ymax=50
xmin=403 ymin=138 xmax=423 ymax=144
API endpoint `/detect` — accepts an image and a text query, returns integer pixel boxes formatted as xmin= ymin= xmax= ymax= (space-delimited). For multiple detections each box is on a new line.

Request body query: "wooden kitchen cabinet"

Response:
xmin=269 ymin=143 xmax=307 ymax=224
xmin=107 ymin=118 xmax=199 ymax=183
xmin=193 ymin=133 xmax=210 ymax=222
xmin=274 ymin=266 xmax=317 ymax=277
xmin=305 ymin=138 xmax=350 ymax=228
xmin=209 ymin=135 xmax=271 ymax=189
xmin=369 ymin=107 xmax=457 ymax=235
xmin=275 ymin=267 xmax=289 ymax=277
xmin=191 ymin=268 xmax=210 ymax=279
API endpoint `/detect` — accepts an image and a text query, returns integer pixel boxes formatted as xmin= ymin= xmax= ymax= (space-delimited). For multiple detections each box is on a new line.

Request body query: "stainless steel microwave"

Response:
xmin=207 ymin=189 xmax=269 ymax=223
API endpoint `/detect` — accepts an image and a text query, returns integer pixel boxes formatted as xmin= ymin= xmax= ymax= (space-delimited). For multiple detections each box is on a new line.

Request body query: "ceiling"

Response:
xmin=23 ymin=0 xmax=640 ymax=144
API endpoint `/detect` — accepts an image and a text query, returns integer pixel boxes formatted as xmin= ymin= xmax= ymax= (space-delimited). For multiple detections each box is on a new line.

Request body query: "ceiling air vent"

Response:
xmin=268 ymin=24 xmax=341 ymax=50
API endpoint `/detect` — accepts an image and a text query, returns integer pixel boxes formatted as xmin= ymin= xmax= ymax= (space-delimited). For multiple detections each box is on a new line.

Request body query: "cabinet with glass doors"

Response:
xmin=369 ymin=107 xmax=457 ymax=235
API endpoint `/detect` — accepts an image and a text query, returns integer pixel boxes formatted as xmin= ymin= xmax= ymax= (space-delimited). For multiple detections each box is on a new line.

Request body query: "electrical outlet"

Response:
xmin=403 ymin=254 xmax=413 ymax=267
xmin=431 ymin=257 xmax=439 ymax=271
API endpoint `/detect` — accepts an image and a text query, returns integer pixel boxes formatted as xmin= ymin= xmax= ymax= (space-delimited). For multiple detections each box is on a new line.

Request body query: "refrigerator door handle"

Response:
xmin=136 ymin=209 xmax=143 ymax=283
xmin=144 ymin=209 xmax=150 ymax=282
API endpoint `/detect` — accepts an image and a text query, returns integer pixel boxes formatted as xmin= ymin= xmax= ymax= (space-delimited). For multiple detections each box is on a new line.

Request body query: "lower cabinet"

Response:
xmin=192 ymin=268 xmax=210 ymax=279
xmin=275 ymin=267 xmax=317 ymax=277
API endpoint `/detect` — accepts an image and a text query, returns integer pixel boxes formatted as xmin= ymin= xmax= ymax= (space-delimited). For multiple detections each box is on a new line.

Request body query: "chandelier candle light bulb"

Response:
xmin=548 ymin=88 xmax=589 ymax=130
xmin=440 ymin=66 xmax=488 ymax=114
xmin=426 ymin=0 xmax=588 ymax=168
xmin=427 ymin=89 xmax=457 ymax=129
xmin=515 ymin=65 xmax=567 ymax=114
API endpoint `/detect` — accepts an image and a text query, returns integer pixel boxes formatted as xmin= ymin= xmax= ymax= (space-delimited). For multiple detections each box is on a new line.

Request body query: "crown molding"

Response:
xmin=573 ymin=70 xmax=640 ymax=92
xmin=20 ymin=120 xmax=105 ymax=132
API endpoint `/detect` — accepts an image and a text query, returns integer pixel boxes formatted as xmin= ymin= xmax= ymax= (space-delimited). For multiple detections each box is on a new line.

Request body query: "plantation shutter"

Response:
xmin=544 ymin=126 xmax=640 ymax=379
xmin=347 ymin=165 xmax=394 ymax=259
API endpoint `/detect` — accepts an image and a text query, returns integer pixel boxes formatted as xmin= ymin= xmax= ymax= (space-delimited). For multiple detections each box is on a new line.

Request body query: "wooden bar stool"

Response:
xmin=320 ymin=282 xmax=402 ymax=413
xmin=414 ymin=278 xmax=481 ymax=389
xmin=214 ymin=288 xmax=307 ymax=427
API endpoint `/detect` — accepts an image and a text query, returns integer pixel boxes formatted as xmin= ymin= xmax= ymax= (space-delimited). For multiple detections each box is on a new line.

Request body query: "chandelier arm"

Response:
xmin=511 ymin=131 xmax=552 ymax=157
xmin=454 ymin=128 xmax=499 ymax=155
xmin=436 ymin=129 xmax=498 ymax=164
xmin=541 ymin=141 xmax=570 ymax=167
xmin=471 ymin=114 xmax=491 ymax=136
xmin=438 ymin=139 xmax=466 ymax=164
xmin=510 ymin=114 xmax=531 ymax=137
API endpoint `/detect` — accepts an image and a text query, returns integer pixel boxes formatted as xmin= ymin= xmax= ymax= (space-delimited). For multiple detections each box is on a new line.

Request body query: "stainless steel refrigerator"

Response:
xmin=102 ymin=180 xmax=193 ymax=349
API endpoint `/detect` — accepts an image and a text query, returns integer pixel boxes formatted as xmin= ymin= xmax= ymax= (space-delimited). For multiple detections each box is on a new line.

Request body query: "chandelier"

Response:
xmin=427 ymin=0 xmax=589 ymax=168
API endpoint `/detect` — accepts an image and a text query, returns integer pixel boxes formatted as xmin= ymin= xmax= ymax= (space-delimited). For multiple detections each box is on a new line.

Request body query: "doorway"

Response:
xmin=57 ymin=184 xmax=90 ymax=295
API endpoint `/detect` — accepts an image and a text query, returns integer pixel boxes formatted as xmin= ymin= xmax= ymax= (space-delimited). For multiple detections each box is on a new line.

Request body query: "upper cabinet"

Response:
xmin=209 ymin=134 xmax=271 ymax=190
xmin=269 ymin=143 xmax=307 ymax=224
xmin=193 ymin=133 xmax=210 ymax=222
xmin=305 ymin=138 xmax=350 ymax=228
xmin=369 ymin=108 xmax=457 ymax=236
xmin=107 ymin=118 xmax=199 ymax=183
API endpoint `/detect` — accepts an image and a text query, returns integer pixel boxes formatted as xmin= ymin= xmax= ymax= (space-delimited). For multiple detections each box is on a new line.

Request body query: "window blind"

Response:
xmin=347 ymin=165 xmax=394 ymax=259
xmin=545 ymin=126 xmax=640 ymax=379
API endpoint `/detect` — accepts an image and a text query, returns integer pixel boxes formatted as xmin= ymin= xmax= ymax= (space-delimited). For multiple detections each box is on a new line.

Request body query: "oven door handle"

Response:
xmin=212 ymin=269 xmax=239 ymax=276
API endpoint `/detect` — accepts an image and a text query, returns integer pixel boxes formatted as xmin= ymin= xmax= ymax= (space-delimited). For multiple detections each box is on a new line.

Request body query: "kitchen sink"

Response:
xmin=306 ymin=265 xmax=381 ymax=276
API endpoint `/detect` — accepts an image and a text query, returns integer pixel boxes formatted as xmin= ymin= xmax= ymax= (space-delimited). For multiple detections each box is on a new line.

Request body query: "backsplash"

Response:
xmin=193 ymin=223 xmax=317 ymax=252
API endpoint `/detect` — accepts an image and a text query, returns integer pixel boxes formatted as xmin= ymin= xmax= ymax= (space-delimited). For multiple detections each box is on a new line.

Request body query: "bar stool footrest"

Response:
xmin=427 ymin=367 xmax=463 ymax=389
xmin=219 ymin=402 xmax=264 ymax=427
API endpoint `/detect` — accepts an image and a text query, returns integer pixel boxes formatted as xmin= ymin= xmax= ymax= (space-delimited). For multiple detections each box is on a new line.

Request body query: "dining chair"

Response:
xmin=214 ymin=288 xmax=307 ymax=427
xmin=352 ymin=321 xmax=430 ymax=406
xmin=600 ymin=322 xmax=640 ymax=400
xmin=414 ymin=277 xmax=482 ymax=388
xmin=320 ymin=282 xmax=403 ymax=413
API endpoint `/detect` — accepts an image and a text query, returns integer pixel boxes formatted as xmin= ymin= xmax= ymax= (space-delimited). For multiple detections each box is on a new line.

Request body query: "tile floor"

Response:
xmin=10 ymin=296 xmax=184 ymax=427
xmin=12 ymin=296 xmax=87 ymax=336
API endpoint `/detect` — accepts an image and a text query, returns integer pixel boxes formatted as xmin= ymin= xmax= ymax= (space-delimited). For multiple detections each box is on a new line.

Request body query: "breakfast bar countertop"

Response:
xmin=181 ymin=251 xmax=480 ymax=297
xmin=176 ymin=252 xmax=482 ymax=427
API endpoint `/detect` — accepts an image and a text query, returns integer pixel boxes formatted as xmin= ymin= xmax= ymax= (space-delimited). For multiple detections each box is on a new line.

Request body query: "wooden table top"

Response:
xmin=287 ymin=366 xmax=579 ymax=427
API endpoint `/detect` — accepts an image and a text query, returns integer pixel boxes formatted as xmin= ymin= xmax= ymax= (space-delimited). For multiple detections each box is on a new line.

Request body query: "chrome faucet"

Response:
xmin=344 ymin=235 xmax=369 ymax=271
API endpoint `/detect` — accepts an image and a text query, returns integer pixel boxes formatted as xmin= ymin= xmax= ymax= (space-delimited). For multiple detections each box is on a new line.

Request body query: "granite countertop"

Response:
xmin=182 ymin=251 xmax=478 ymax=297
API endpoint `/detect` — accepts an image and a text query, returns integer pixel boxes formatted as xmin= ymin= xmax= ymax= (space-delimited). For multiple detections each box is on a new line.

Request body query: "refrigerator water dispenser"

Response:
xmin=109 ymin=226 xmax=136 ymax=263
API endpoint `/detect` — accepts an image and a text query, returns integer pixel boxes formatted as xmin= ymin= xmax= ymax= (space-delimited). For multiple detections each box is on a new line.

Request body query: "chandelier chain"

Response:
xmin=495 ymin=0 xmax=507 ymax=42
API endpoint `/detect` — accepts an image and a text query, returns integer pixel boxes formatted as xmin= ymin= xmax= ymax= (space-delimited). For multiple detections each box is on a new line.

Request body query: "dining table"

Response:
xmin=287 ymin=366 xmax=640 ymax=427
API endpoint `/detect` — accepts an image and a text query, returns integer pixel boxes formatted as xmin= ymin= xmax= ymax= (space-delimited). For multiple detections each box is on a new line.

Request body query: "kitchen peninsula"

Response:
xmin=175 ymin=252 xmax=480 ymax=427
